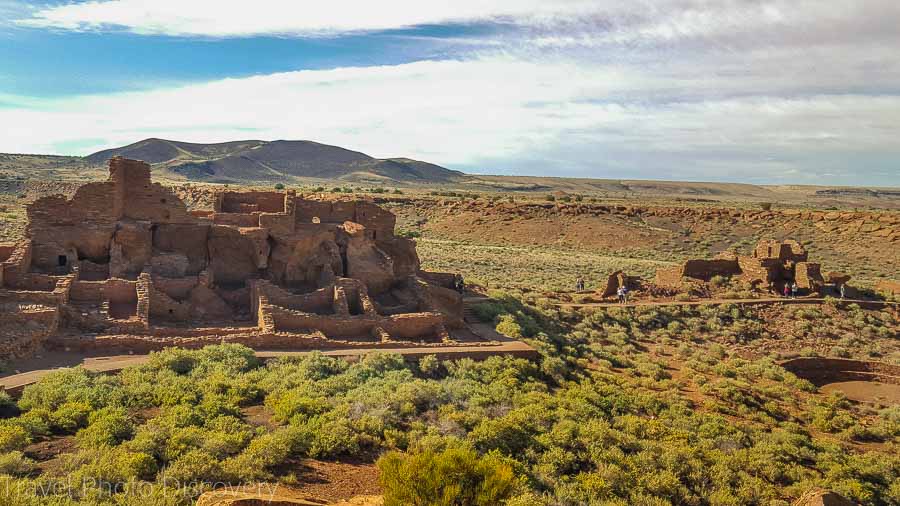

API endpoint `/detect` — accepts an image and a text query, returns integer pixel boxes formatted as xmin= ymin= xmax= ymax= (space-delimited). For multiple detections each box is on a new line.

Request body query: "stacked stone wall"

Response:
xmin=258 ymin=280 xmax=335 ymax=314
xmin=220 ymin=191 xmax=285 ymax=213
xmin=112 ymin=158 xmax=193 ymax=224
xmin=146 ymin=275 xmax=191 ymax=321
xmin=0 ymin=241 xmax=32 ymax=287
xmin=0 ymin=304 xmax=58 ymax=359
xmin=211 ymin=213 xmax=261 ymax=227
xmin=795 ymin=262 xmax=825 ymax=291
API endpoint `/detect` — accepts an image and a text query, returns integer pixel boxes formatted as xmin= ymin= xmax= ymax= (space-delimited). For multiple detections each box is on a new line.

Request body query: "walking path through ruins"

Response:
xmin=555 ymin=297 xmax=898 ymax=310
xmin=0 ymin=339 xmax=537 ymax=395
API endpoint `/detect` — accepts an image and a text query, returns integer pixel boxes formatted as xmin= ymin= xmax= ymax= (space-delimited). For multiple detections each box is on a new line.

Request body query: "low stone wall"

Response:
xmin=0 ymin=304 xmax=58 ymax=360
xmin=0 ymin=275 xmax=72 ymax=306
xmin=258 ymin=280 xmax=335 ymax=314
xmin=146 ymin=275 xmax=191 ymax=321
xmin=269 ymin=305 xmax=445 ymax=341
xmin=418 ymin=270 xmax=456 ymax=290
xmin=211 ymin=213 xmax=260 ymax=227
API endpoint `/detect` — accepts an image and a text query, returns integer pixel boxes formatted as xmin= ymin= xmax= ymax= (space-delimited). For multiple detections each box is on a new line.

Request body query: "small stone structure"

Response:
xmin=0 ymin=157 xmax=470 ymax=360
xmin=655 ymin=239 xmax=828 ymax=293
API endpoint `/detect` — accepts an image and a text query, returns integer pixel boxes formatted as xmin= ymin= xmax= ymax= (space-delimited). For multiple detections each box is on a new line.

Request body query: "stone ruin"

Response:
xmin=599 ymin=270 xmax=640 ymax=297
xmin=0 ymin=157 xmax=468 ymax=360
xmin=655 ymin=239 xmax=834 ymax=294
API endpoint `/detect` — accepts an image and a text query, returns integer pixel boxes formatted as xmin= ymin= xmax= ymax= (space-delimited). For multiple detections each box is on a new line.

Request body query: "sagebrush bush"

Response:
xmin=378 ymin=447 xmax=517 ymax=506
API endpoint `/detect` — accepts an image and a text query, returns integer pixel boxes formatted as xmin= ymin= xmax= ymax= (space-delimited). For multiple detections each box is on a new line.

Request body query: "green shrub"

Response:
xmin=303 ymin=417 xmax=359 ymax=458
xmin=274 ymin=183 xmax=285 ymax=190
xmin=147 ymin=348 xmax=198 ymax=374
xmin=378 ymin=447 xmax=517 ymax=506
xmin=266 ymin=390 xmax=329 ymax=424
xmin=496 ymin=315 xmax=523 ymax=339
xmin=161 ymin=449 xmax=223 ymax=484
xmin=49 ymin=401 xmax=92 ymax=433
xmin=0 ymin=425 xmax=30 ymax=453
xmin=67 ymin=447 xmax=157 ymax=485
xmin=472 ymin=302 xmax=504 ymax=323
xmin=418 ymin=355 xmax=440 ymax=378
xmin=0 ymin=452 xmax=34 ymax=477
xmin=223 ymin=426 xmax=308 ymax=482
xmin=76 ymin=407 xmax=133 ymax=449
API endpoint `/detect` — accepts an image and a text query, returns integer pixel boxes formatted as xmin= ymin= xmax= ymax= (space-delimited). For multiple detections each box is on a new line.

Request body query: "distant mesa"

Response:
xmin=85 ymin=138 xmax=465 ymax=184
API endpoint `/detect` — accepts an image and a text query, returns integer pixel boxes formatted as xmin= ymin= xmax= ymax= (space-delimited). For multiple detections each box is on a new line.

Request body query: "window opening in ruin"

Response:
xmin=160 ymin=198 xmax=167 ymax=204
xmin=57 ymin=255 xmax=67 ymax=267
xmin=168 ymin=309 xmax=173 ymax=314
xmin=373 ymin=231 xmax=377 ymax=240
xmin=312 ymin=217 xmax=320 ymax=224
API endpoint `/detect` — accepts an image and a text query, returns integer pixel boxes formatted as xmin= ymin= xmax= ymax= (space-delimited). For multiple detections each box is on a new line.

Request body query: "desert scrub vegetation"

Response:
xmin=0 ymin=298 xmax=898 ymax=504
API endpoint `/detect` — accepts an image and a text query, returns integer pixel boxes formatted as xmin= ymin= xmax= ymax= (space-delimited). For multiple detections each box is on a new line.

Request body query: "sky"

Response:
xmin=0 ymin=1 xmax=898 ymax=186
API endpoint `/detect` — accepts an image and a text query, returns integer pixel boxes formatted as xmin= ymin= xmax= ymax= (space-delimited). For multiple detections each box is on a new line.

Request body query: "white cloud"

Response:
xmin=17 ymin=0 xmax=900 ymax=51
xmin=6 ymin=0 xmax=900 ymax=185
xmin=1 ymin=56 xmax=898 ymax=184
xmin=17 ymin=0 xmax=601 ymax=37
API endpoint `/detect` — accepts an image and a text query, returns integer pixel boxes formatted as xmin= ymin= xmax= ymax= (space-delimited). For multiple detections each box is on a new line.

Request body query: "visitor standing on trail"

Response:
xmin=839 ymin=283 xmax=846 ymax=299
xmin=617 ymin=285 xmax=628 ymax=304
xmin=791 ymin=282 xmax=799 ymax=299
xmin=454 ymin=274 xmax=465 ymax=294
xmin=576 ymin=277 xmax=585 ymax=292
xmin=783 ymin=284 xmax=790 ymax=298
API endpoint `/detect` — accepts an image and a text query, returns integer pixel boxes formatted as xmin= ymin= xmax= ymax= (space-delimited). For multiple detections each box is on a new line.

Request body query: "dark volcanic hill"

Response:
xmin=85 ymin=138 xmax=465 ymax=183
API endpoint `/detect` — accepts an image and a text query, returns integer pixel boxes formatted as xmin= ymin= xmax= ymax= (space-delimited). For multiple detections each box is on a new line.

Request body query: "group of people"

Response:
xmin=575 ymin=277 xmax=629 ymax=304
xmin=779 ymin=282 xmax=847 ymax=299
xmin=782 ymin=282 xmax=800 ymax=299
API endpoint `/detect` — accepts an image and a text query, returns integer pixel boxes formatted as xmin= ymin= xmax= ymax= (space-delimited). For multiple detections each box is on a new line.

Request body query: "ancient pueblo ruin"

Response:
xmin=0 ymin=157 xmax=494 ymax=360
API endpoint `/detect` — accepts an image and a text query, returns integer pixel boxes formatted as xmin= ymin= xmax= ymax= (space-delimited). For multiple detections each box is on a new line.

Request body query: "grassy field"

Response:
xmin=416 ymin=238 xmax=675 ymax=292
xmin=0 ymin=197 xmax=26 ymax=242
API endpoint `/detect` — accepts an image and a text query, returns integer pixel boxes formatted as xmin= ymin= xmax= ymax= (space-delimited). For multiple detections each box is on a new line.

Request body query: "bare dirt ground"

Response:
xmin=821 ymin=381 xmax=900 ymax=404
xmin=283 ymin=459 xmax=381 ymax=502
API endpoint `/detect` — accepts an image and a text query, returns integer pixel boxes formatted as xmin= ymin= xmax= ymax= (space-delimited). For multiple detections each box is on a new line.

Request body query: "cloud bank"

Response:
xmin=5 ymin=0 xmax=900 ymax=185
xmin=2 ymin=56 xmax=898 ymax=184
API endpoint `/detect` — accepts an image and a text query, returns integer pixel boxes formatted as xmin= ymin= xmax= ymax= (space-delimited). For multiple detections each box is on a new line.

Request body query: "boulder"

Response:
xmin=195 ymin=490 xmax=383 ymax=506
xmin=792 ymin=490 xmax=855 ymax=506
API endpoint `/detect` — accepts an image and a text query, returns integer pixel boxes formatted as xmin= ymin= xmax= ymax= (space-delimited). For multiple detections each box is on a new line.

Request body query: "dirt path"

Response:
xmin=555 ymin=297 xmax=897 ymax=310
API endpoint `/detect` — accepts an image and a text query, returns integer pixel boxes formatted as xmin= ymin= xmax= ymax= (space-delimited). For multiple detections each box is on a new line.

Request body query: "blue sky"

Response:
xmin=1 ymin=0 xmax=898 ymax=186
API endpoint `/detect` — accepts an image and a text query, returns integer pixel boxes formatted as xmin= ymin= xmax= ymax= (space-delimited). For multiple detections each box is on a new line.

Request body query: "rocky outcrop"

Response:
xmin=792 ymin=489 xmax=855 ymax=506
xmin=195 ymin=490 xmax=383 ymax=505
